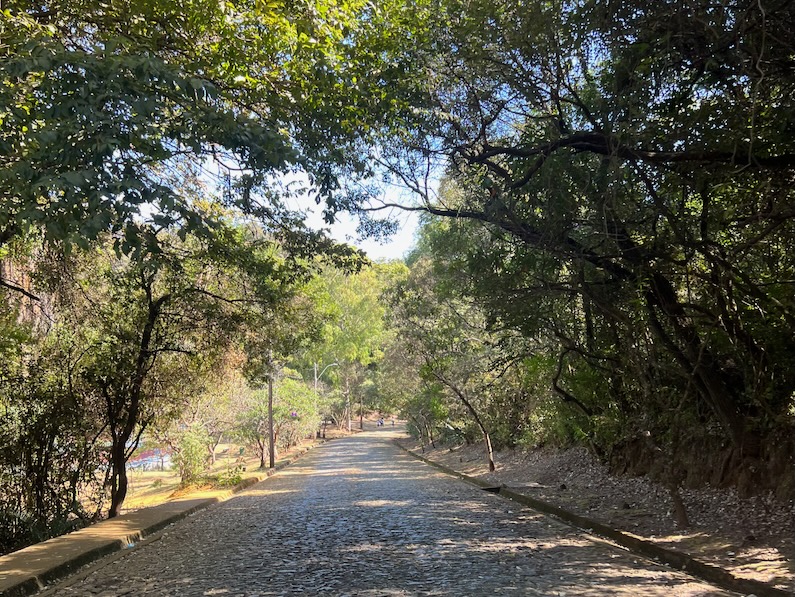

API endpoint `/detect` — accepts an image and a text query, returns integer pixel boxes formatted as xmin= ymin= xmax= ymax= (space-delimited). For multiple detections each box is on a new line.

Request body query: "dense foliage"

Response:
xmin=374 ymin=0 xmax=795 ymax=498
xmin=2 ymin=0 xmax=793 ymax=556
xmin=1 ymin=0 xmax=377 ymax=552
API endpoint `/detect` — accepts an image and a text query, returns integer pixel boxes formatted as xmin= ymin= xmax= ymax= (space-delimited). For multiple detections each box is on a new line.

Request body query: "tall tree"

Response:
xmin=361 ymin=0 xmax=795 ymax=495
xmin=298 ymin=264 xmax=401 ymax=429
xmin=40 ymin=222 xmax=311 ymax=516
xmin=0 ymin=0 xmax=397 ymax=262
xmin=388 ymin=252 xmax=534 ymax=471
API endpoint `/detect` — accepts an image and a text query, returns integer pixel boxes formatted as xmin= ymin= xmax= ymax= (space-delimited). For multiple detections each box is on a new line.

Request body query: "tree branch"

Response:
xmin=0 ymin=278 xmax=40 ymax=301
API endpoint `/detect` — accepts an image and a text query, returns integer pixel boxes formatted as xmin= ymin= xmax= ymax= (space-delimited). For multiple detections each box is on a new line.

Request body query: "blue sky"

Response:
xmin=284 ymin=174 xmax=424 ymax=261
xmin=301 ymin=202 xmax=420 ymax=262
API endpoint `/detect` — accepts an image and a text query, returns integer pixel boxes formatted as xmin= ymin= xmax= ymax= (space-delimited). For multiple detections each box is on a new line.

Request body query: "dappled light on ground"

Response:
xmin=46 ymin=429 xmax=735 ymax=596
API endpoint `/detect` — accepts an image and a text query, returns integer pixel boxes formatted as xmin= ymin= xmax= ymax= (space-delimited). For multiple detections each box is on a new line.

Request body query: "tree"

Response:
xmin=172 ymin=423 xmax=213 ymax=486
xmin=36 ymin=221 xmax=313 ymax=516
xmin=235 ymin=374 xmax=320 ymax=468
xmin=360 ymin=0 xmax=795 ymax=496
xmin=235 ymin=388 xmax=272 ymax=470
xmin=297 ymin=263 xmax=403 ymax=430
xmin=271 ymin=377 xmax=321 ymax=451
xmin=0 ymin=0 xmax=403 ymax=262
xmin=0 ymin=320 xmax=107 ymax=554
xmin=152 ymin=349 xmax=251 ymax=486
xmin=387 ymin=252 xmax=533 ymax=472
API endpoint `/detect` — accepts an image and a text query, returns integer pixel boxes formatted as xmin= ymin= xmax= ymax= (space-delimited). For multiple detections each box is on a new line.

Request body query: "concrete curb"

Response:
xmin=0 ymin=444 xmax=319 ymax=597
xmin=397 ymin=442 xmax=792 ymax=597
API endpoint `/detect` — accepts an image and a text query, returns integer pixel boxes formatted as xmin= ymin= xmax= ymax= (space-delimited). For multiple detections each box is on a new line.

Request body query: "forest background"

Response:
xmin=1 ymin=0 xmax=793 ymax=556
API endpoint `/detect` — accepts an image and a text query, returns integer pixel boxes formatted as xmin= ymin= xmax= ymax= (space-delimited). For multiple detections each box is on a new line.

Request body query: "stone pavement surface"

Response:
xmin=39 ymin=429 xmax=737 ymax=596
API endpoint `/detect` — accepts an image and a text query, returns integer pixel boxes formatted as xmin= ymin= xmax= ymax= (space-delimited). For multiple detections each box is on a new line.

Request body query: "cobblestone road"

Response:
xmin=45 ymin=429 xmax=736 ymax=596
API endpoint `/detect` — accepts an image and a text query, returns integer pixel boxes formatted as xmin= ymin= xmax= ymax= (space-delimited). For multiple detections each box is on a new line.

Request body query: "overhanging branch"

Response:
xmin=0 ymin=278 xmax=40 ymax=301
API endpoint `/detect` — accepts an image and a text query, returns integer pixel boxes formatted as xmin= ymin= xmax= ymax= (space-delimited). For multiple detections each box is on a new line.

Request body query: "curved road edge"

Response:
xmin=395 ymin=440 xmax=792 ymax=597
xmin=0 ymin=443 xmax=320 ymax=597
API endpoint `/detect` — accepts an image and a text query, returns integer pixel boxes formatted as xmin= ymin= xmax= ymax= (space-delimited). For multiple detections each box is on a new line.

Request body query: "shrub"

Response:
xmin=175 ymin=425 xmax=211 ymax=485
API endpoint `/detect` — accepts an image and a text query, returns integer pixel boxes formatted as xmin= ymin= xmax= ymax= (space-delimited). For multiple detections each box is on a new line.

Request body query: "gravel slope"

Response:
xmin=398 ymin=439 xmax=794 ymax=592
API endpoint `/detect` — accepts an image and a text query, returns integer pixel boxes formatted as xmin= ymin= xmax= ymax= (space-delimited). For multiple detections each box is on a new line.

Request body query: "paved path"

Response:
xmin=43 ymin=430 xmax=735 ymax=596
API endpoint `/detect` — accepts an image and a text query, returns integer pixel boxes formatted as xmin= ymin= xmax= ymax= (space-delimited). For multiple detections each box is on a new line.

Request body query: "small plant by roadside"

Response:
xmin=213 ymin=466 xmax=244 ymax=488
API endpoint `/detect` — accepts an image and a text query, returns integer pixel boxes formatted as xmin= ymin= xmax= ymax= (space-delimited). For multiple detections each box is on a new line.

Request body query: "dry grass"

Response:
xmin=122 ymin=428 xmax=353 ymax=513
xmin=122 ymin=452 xmax=254 ymax=511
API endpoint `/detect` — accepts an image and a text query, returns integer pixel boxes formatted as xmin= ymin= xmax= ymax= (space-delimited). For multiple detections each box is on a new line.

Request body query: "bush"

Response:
xmin=0 ymin=508 xmax=84 ymax=556
xmin=175 ymin=425 xmax=211 ymax=485
xmin=214 ymin=466 xmax=244 ymax=488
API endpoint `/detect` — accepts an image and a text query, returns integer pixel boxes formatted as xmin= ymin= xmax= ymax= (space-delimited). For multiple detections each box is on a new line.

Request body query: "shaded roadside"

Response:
xmin=395 ymin=436 xmax=794 ymax=596
xmin=27 ymin=427 xmax=745 ymax=597
xmin=0 ymin=438 xmax=326 ymax=597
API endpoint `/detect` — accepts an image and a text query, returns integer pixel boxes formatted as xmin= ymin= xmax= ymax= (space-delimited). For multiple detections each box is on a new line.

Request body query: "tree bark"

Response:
xmin=107 ymin=285 xmax=169 ymax=518
xmin=426 ymin=421 xmax=436 ymax=449
xmin=434 ymin=372 xmax=496 ymax=472
xmin=407 ymin=413 xmax=429 ymax=452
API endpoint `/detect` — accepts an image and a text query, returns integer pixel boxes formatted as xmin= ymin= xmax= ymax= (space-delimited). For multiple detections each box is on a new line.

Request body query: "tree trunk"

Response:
xmin=107 ymin=286 xmax=168 ymax=518
xmin=258 ymin=438 xmax=267 ymax=469
xmin=642 ymin=429 xmax=691 ymax=529
xmin=345 ymin=379 xmax=352 ymax=432
xmin=669 ymin=485 xmax=690 ymax=528
xmin=426 ymin=422 xmax=436 ymax=449
xmin=605 ymin=208 xmax=746 ymax=446
xmin=644 ymin=281 xmax=746 ymax=447
xmin=484 ymin=430 xmax=496 ymax=473
xmin=108 ymin=443 xmax=128 ymax=518
xmin=407 ymin=413 xmax=426 ymax=452
xmin=435 ymin=373 xmax=496 ymax=472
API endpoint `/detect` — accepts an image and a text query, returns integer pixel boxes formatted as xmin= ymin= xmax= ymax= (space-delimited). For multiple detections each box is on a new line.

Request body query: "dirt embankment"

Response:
xmin=397 ymin=438 xmax=794 ymax=593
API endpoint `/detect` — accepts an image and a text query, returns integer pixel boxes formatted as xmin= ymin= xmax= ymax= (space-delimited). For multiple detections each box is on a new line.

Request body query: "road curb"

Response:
xmin=0 ymin=443 xmax=320 ymax=597
xmin=397 ymin=441 xmax=792 ymax=597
